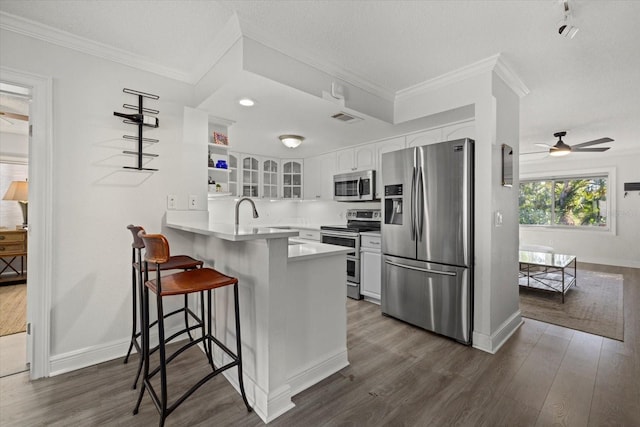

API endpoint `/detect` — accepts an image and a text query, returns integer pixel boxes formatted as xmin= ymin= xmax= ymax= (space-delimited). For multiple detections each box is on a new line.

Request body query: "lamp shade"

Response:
xmin=3 ymin=180 xmax=28 ymax=201
xmin=279 ymin=134 xmax=304 ymax=149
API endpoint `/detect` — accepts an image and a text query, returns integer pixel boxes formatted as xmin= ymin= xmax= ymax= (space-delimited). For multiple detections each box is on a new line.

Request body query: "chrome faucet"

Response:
xmin=235 ymin=197 xmax=259 ymax=226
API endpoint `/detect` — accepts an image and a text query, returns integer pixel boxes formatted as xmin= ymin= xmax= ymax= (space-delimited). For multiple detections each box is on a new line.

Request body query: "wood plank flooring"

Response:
xmin=1 ymin=263 xmax=638 ymax=426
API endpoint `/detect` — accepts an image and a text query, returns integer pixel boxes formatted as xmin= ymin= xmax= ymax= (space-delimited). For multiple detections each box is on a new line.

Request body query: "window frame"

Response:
xmin=519 ymin=167 xmax=616 ymax=235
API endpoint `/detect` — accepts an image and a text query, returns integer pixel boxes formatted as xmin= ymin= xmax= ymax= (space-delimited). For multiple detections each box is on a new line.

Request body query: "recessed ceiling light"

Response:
xmin=238 ymin=98 xmax=255 ymax=107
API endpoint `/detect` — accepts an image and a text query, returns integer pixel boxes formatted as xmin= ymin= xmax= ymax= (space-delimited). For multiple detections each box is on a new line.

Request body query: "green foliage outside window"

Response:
xmin=519 ymin=176 xmax=607 ymax=228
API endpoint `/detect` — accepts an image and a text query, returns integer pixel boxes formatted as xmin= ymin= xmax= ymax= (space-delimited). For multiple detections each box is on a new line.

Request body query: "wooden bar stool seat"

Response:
xmin=133 ymin=231 xmax=251 ymax=426
xmin=124 ymin=225 xmax=204 ymax=390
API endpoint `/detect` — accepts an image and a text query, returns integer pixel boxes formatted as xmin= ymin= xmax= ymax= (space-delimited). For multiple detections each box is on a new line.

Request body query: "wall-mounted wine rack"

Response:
xmin=113 ymin=88 xmax=159 ymax=171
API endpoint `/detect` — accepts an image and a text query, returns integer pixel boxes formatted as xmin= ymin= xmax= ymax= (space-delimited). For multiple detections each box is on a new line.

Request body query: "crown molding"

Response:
xmin=0 ymin=11 xmax=191 ymax=83
xmin=396 ymin=53 xmax=530 ymax=102
xmin=235 ymin=15 xmax=396 ymax=102
xmin=493 ymin=56 xmax=530 ymax=98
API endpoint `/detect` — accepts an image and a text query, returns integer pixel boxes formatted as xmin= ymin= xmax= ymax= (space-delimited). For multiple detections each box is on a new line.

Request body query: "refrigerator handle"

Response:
xmin=410 ymin=165 xmax=417 ymax=240
xmin=417 ymin=165 xmax=424 ymax=240
xmin=384 ymin=259 xmax=457 ymax=276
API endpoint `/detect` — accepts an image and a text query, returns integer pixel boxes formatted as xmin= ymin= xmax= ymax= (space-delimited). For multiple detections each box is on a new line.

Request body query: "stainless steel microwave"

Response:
xmin=333 ymin=170 xmax=376 ymax=201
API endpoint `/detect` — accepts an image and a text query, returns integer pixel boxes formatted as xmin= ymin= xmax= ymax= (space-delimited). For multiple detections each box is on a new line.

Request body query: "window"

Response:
xmin=519 ymin=175 xmax=608 ymax=228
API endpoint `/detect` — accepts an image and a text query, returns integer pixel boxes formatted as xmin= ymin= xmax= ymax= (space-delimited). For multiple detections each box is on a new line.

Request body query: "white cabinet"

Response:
xmin=282 ymin=159 xmax=303 ymax=199
xmin=261 ymin=158 xmax=279 ymax=199
xmin=297 ymin=229 xmax=320 ymax=241
xmin=336 ymin=145 xmax=376 ymax=174
xmin=304 ymin=152 xmax=336 ymax=200
xmin=228 ymin=152 xmax=239 ymax=196
xmin=241 ymin=154 xmax=260 ymax=197
xmin=374 ymin=136 xmax=406 ymax=199
xmin=443 ymin=120 xmax=475 ymax=141
xmin=360 ymin=233 xmax=381 ymax=302
xmin=406 ymin=128 xmax=443 ymax=148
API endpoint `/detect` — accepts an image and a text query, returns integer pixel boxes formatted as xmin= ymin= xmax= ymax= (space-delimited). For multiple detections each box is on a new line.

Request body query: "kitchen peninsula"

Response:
xmin=165 ymin=211 xmax=351 ymax=423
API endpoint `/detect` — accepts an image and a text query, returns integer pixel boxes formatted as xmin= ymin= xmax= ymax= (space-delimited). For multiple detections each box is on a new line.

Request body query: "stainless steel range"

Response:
xmin=321 ymin=209 xmax=381 ymax=299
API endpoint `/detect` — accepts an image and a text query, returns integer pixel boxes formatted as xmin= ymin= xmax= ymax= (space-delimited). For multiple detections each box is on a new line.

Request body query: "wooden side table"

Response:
xmin=0 ymin=229 xmax=27 ymax=285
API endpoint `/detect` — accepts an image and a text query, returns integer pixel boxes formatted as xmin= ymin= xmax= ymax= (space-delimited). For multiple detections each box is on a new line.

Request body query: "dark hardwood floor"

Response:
xmin=1 ymin=263 xmax=638 ymax=426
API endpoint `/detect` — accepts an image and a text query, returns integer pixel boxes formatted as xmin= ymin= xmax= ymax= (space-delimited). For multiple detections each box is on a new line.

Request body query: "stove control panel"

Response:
xmin=346 ymin=209 xmax=381 ymax=221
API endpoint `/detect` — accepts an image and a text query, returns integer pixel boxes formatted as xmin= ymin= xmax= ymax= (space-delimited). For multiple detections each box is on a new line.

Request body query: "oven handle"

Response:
xmin=384 ymin=260 xmax=457 ymax=276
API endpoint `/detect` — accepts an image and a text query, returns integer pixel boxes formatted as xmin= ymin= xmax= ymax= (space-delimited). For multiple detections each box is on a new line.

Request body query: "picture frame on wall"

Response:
xmin=213 ymin=132 xmax=228 ymax=146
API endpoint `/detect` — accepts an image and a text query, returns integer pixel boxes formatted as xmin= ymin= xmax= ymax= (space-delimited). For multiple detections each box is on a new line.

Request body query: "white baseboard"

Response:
xmin=49 ymin=326 xmax=185 ymax=377
xmin=473 ymin=310 xmax=523 ymax=354
xmin=288 ymin=348 xmax=349 ymax=396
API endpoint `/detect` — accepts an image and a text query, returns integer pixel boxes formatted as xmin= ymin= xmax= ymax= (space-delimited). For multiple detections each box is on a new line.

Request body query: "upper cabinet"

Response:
xmin=406 ymin=128 xmax=443 ymax=148
xmin=262 ymin=158 xmax=279 ymax=199
xmin=228 ymin=152 xmax=239 ymax=196
xmin=304 ymin=152 xmax=337 ymax=200
xmin=443 ymin=121 xmax=475 ymax=141
xmin=374 ymin=136 xmax=406 ymax=199
xmin=282 ymin=159 xmax=303 ymax=199
xmin=336 ymin=145 xmax=376 ymax=174
xmin=241 ymin=154 xmax=260 ymax=198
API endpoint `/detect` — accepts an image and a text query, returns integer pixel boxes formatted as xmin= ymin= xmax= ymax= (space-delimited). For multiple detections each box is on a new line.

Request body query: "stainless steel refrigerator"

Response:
xmin=381 ymin=138 xmax=473 ymax=344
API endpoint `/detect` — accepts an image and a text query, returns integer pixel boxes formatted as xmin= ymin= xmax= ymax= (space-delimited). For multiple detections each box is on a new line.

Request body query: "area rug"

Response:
xmin=0 ymin=284 xmax=27 ymax=336
xmin=519 ymin=269 xmax=624 ymax=341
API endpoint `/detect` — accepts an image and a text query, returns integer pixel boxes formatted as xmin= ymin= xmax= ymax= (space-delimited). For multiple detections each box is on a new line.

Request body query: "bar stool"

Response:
xmin=124 ymin=225 xmax=203 ymax=389
xmin=133 ymin=231 xmax=252 ymax=426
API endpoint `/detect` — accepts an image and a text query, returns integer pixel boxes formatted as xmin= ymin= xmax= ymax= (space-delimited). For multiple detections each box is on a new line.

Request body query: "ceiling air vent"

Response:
xmin=331 ymin=112 xmax=363 ymax=124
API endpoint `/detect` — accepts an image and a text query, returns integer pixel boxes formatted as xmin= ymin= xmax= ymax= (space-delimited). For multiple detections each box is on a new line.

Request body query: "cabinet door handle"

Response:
xmin=0 ymin=236 xmax=5 ymax=240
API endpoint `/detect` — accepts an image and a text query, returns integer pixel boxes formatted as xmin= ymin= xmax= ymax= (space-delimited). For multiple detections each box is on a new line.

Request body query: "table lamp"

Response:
xmin=3 ymin=180 xmax=28 ymax=229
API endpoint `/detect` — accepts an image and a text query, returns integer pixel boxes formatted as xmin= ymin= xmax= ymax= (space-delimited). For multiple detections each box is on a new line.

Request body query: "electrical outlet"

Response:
xmin=188 ymin=195 xmax=198 ymax=210
xmin=167 ymin=195 xmax=177 ymax=210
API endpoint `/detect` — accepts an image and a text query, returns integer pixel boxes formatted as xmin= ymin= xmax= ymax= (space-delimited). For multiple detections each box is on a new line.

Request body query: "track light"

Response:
xmin=558 ymin=0 xmax=579 ymax=39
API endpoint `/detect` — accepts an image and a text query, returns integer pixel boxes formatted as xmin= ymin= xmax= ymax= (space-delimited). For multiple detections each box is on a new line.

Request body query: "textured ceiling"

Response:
xmin=1 ymin=0 xmax=638 ymax=157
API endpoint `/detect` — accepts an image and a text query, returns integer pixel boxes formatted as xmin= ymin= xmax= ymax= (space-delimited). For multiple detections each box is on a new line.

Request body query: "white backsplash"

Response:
xmin=208 ymin=198 xmax=381 ymax=227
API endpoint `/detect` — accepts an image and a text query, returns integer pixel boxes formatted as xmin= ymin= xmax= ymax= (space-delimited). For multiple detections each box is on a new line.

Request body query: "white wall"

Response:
xmin=520 ymin=152 xmax=640 ymax=268
xmin=0 ymin=29 xmax=198 ymax=368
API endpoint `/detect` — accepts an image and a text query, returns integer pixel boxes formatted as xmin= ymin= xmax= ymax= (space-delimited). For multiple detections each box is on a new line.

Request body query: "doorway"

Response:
xmin=0 ymin=68 xmax=53 ymax=379
xmin=0 ymin=82 xmax=30 ymax=377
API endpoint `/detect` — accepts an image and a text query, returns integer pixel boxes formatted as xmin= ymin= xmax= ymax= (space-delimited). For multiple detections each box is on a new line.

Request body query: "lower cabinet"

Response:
xmin=360 ymin=233 xmax=381 ymax=302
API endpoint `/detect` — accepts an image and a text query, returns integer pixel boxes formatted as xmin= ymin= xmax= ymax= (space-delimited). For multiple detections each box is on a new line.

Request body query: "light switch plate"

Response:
xmin=494 ymin=211 xmax=503 ymax=227
xmin=188 ymin=195 xmax=198 ymax=210
xmin=167 ymin=195 xmax=177 ymax=210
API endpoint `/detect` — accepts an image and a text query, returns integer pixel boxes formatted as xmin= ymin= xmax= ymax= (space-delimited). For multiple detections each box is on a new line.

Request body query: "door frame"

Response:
xmin=1 ymin=66 xmax=53 ymax=379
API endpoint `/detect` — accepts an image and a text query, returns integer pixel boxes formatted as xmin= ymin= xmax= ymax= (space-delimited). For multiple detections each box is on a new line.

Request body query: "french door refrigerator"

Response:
xmin=381 ymin=138 xmax=474 ymax=344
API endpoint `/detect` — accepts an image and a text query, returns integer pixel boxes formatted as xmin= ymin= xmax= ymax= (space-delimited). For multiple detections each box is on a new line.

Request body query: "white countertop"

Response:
xmin=288 ymin=239 xmax=352 ymax=262
xmin=167 ymin=218 xmax=299 ymax=241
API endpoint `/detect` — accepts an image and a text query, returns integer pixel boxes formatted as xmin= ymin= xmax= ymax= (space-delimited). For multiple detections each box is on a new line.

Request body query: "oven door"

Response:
xmin=320 ymin=232 xmax=359 ymax=256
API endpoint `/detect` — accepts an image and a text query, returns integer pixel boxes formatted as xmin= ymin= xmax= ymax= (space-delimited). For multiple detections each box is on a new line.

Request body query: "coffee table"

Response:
xmin=518 ymin=250 xmax=577 ymax=303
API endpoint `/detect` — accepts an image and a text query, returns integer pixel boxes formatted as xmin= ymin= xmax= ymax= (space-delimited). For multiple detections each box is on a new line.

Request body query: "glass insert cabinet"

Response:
xmin=228 ymin=153 xmax=303 ymax=199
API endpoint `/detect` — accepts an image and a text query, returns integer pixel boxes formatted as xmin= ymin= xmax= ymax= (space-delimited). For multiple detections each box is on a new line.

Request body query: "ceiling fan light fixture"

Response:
xmin=549 ymin=140 xmax=572 ymax=156
xmin=279 ymin=134 xmax=304 ymax=148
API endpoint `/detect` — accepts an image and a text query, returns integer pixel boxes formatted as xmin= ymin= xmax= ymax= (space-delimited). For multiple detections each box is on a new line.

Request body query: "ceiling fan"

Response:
xmin=525 ymin=131 xmax=613 ymax=157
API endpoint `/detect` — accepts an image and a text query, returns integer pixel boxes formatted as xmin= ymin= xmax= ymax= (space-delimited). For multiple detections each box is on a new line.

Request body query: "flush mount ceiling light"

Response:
xmin=279 ymin=134 xmax=304 ymax=148
xmin=238 ymin=98 xmax=255 ymax=107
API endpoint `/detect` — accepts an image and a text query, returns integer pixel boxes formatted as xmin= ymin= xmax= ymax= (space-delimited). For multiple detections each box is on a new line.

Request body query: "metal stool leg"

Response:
xmin=234 ymin=283 xmax=252 ymax=412
xmin=133 ymin=275 xmax=149 ymax=415
xmin=124 ymin=248 xmax=137 ymax=364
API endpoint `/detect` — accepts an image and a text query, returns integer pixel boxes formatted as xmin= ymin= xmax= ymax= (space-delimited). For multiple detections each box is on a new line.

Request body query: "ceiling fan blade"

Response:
xmin=520 ymin=151 xmax=549 ymax=155
xmin=573 ymin=147 xmax=611 ymax=152
xmin=0 ymin=111 xmax=29 ymax=121
xmin=534 ymin=143 xmax=552 ymax=148
xmin=572 ymin=137 xmax=614 ymax=148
